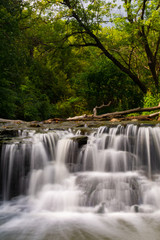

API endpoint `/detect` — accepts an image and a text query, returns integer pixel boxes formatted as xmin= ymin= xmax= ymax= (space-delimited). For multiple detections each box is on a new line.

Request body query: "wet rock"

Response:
xmin=43 ymin=118 xmax=64 ymax=124
xmin=28 ymin=123 xmax=41 ymax=128
xmin=110 ymin=118 xmax=120 ymax=122
xmin=0 ymin=129 xmax=19 ymax=137
xmin=131 ymin=119 xmax=138 ymax=122
xmin=95 ymin=202 xmax=106 ymax=214
xmin=0 ymin=118 xmax=23 ymax=124
xmin=43 ymin=119 xmax=53 ymax=124
xmin=71 ymin=136 xmax=88 ymax=147
xmin=133 ymin=205 xmax=139 ymax=213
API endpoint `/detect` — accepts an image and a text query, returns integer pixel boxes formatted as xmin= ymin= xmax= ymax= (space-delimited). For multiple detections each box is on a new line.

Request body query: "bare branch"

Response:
xmin=144 ymin=65 xmax=150 ymax=70
xmin=93 ymin=102 xmax=111 ymax=116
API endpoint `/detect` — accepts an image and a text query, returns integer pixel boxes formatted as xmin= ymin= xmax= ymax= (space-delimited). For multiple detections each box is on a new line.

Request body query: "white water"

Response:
xmin=1 ymin=125 xmax=160 ymax=240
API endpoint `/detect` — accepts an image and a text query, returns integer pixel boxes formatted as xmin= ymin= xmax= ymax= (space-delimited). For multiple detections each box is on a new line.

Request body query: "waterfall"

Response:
xmin=1 ymin=124 xmax=160 ymax=240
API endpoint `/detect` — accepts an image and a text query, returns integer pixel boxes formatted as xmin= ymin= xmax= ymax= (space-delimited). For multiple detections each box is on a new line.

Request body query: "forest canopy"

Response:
xmin=0 ymin=0 xmax=160 ymax=120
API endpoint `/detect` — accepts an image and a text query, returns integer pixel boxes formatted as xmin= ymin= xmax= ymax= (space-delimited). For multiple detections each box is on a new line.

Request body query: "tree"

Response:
xmin=0 ymin=0 xmax=26 ymax=118
xmin=72 ymin=54 xmax=142 ymax=113
xmin=1 ymin=0 xmax=159 ymax=120
xmin=39 ymin=0 xmax=160 ymax=94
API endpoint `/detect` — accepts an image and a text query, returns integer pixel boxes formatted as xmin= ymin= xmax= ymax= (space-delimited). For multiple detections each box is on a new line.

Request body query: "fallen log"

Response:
xmin=67 ymin=114 xmax=92 ymax=121
xmin=94 ymin=106 xmax=160 ymax=119
xmin=67 ymin=105 xmax=160 ymax=121
xmin=149 ymin=111 xmax=160 ymax=117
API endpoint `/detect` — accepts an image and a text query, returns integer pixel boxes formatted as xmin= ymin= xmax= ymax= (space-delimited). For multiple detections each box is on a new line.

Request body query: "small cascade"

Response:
xmin=1 ymin=143 xmax=31 ymax=200
xmin=0 ymin=131 xmax=60 ymax=200
xmin=82 ymin=125 xmax=136 ymax=173
xmin=27 ymin=133 xmax=81 ymax=212
xmin=1 ymin=124 xmax=160 ymax=240
xmin=76 ymin=171 xmax=141 ymax=211
xmin=136 ymin=126 xmax=160 ymax=176
xmin=54 ymin=138 xmax=77 ymax=183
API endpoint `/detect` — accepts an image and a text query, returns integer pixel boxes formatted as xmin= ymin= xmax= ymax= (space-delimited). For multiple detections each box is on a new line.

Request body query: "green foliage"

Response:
xmin=23 ymin=94 xmax=52 ymax=121
xmin=142 ymin=92 xmax=160 ymax=115
xmin=0 ymin=0 xmax=26 ymax=118
xmin=0 ymin=79 xmax=17 ymax=119
xmin=54 ymin=97 xmax=86 ymax=118
xmin=19 ymin=78 xmax=53 ymax=121
xmin=143 ymin=92 xmax=160 ymax=108
xmin=49 ymin=0 xmax=159 ymax=93
xmin=72 ymin=55 xmax=142 ymax=114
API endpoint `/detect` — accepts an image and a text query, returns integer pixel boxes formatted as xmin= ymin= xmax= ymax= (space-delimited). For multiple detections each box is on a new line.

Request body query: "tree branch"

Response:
xmin=154 ymin=35 xmax=160 ymax=62
xmin=68 ymin=43 xmax=97 ymax=47
xmin=156 ymin=2 xmax=160 ymax=10
xmin=125 ymin=0 xmax=133 ymax=23
xmin=139 ymin=0 xmax=159 ymax=90
xmin=93 ymin=102 xmax=111 ymax=116
xmin=111 ymin=49 xmax=130 ymax=69
xmin=63 ymin=0 xmax=147 ymax=93
xmin=129 ymin=47 xmax=135 ymax=69
xmin=141 ymin=0 xmax=147 ymax=20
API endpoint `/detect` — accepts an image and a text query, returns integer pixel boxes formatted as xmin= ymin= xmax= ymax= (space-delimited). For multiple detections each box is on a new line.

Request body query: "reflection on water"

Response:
xmin=1 ymin=125 xmax=160 ymax=239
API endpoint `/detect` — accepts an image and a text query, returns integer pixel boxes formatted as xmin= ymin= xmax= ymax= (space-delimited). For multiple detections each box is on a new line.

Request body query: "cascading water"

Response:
xmin=1 ymin=124 xmax=160 ymax=240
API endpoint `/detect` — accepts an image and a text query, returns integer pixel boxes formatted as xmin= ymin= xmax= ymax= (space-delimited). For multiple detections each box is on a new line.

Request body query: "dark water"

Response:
xmin=1 ymin=124 xmax=160 ymax=240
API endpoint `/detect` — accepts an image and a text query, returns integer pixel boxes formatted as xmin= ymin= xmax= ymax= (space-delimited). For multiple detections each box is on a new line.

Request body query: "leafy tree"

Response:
xmin=0 ymin=0 xmax=26 ymax=118
xmin=1 ymin=0 xmax=159 ymax=120
xmin=21 ymin=79 xmax=52 ymax=121
xmin=72 ymin=54 xmax=142 ymax=114
xmin=39 ymin=0 xmax=160 ymax=94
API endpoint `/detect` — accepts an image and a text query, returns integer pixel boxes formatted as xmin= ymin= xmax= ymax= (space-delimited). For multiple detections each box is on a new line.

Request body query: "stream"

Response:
xmin=0 ymin=123 xmax=160 ymax=240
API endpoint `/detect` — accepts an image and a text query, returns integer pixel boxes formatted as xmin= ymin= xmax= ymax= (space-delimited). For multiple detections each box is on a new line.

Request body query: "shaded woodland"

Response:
xmin=0 ymin=0 xmax=160 ymax=121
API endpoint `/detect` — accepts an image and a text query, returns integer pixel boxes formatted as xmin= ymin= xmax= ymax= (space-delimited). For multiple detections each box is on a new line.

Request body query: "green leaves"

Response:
xmin=72 ymin=54 xmax=142 ymax=113
xmin=1 ymin=0 xmax=160 ymax=120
